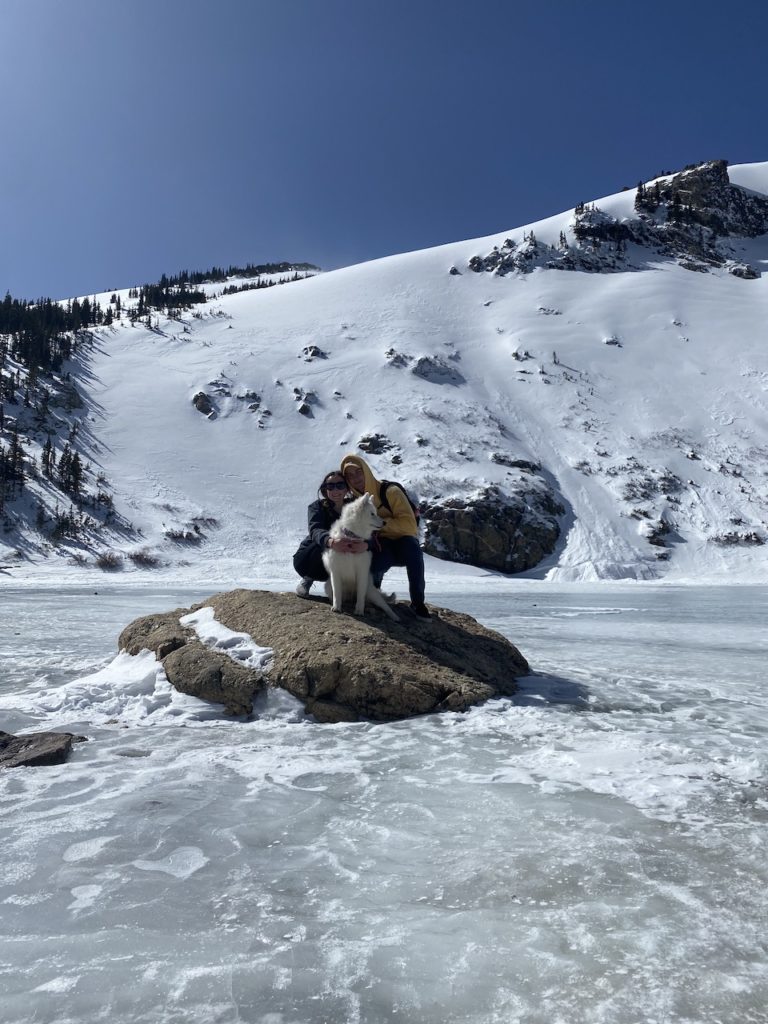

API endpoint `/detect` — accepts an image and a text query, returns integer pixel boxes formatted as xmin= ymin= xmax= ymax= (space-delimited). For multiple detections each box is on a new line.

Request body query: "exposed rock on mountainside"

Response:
xmin=422 ymin=484 xmax=564 ymax=573
xmin=411 ymin=355 xmax=466 ymax=385
xmin=358 ymin=432 xmax=396 ymax=455
xmin=469 ymin=160 xmax=768 ymax=277
xmin=118 ymin=589 xmax=529 ymax=723
xmin=192 ymin=391 xmax=215 ymax=416
xmin=1 ymin=730 xmax=87 ymax=769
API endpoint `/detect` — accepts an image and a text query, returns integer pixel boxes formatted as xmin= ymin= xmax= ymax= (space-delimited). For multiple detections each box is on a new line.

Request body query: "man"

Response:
xmin=340 ymin=454 xmax=430 ymax=618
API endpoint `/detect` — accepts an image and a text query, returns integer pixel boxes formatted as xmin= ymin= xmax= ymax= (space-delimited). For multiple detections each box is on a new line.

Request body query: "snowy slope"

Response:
xmin=6 ymin=163 xmax=768 ymax=584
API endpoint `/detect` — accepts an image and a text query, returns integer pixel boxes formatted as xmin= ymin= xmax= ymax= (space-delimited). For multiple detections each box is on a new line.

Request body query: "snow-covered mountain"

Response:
xmin=3 ymin=161 xmax=767 ymax=584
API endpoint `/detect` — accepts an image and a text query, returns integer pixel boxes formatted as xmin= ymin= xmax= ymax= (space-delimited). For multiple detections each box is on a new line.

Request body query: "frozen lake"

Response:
xmin=1 ymin=582 xmax=767 ymax=1024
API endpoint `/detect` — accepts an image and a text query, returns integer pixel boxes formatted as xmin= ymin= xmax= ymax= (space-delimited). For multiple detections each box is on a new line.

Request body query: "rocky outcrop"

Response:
xmin=1 ymin=730 xmax=86 ymax=769
xmin=358 ymin=432 xmax=396 ymax=455
xmin=117 ymin=589 xmax=529 ymax=723
xmin=192 ymin=392 xmax=214 ymax=416
xmin=411 ymin=355 xmax=465 ymax=385
xmin=467 ymin=160 xmax=767 ymax=278
xmin=301 ymin=345 xmax=327 ymax=361
xmin=422 ymin=484 xmax=564 ymax=573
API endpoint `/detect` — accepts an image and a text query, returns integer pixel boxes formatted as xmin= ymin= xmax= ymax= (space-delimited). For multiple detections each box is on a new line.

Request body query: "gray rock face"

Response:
xmin=1 ymin=730 xmax=86 ymax=769
xmin=117 ymin=589 xmax=529 ymax=723
xmin=422 ymin=484 xmax=564 ymax=573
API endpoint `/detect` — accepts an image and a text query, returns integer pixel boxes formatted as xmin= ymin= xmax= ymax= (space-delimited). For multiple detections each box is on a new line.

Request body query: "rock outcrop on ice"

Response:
xmin=0 ymin=730 xmax=86 ymax=769
xmin=118 ymin=589 xmax=529 ymax=723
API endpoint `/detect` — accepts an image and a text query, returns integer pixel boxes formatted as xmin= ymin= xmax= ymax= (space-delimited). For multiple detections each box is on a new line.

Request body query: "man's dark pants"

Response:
xmin=371 ymin=536 xmax=425 ymax=605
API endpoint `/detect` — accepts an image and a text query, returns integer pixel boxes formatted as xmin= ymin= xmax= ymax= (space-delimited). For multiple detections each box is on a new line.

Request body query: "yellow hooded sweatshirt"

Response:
xmin=340 ymin=454 xmax=418 ymax=540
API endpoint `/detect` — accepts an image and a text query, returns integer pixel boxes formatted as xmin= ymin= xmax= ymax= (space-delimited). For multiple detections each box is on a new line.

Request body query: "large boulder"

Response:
xmin=117 ymin=589 xmax=529 ymax=723
xmin=422 ymin=484 xmax=564 ymax=573
xmin=1 ymin=730 xmax=86 ymax=769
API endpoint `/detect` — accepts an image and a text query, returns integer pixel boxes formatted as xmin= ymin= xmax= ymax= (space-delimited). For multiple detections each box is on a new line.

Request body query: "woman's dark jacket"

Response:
xmin=292 ymin=499 xmax=341 ymax=580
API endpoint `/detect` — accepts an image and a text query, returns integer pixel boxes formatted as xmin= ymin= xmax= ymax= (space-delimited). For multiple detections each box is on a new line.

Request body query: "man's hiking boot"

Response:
xmin=296 ymin=578 xmax=313 ymax=598
xmin=411 ymin=602 xmax=431 ymax=619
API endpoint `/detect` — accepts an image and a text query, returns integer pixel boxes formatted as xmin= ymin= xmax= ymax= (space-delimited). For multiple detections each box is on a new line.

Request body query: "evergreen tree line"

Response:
xmin=0 ymin=431 xmax=83 ymax=507
xmin=156 ymin=261 xmax=319 ymax=287
xmin=1 ymin=259 xmax=320 ymax=375
xmin=0 ymin=294 xmax=105 ymax=373
xmin=41 ymin=438 xmax=83 ymax=494
xmin=220 ymin=272 xmax=307 ymax=296
xmin=127 ymin=281 xmax=208 ymax=312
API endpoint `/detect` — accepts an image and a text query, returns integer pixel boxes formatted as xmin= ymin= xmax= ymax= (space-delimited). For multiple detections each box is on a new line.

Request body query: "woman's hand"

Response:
xmin=330 ymin=536 xmax=367 ymax=553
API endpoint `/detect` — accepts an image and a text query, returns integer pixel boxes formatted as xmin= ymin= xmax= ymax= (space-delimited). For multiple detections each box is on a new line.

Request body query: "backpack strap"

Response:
xmin=379 ymin=480 xmax=395 ymax=514
xmin=379 ymin=480 xmax=420 ymax=522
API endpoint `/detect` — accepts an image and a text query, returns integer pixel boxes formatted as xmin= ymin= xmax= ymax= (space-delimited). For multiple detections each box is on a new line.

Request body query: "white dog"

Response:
xmin=322 ymin=494 xmax=399 ymax=622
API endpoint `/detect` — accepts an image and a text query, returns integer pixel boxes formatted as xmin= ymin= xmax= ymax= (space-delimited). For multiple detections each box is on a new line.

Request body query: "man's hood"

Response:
xmin=340 ymin=454 xmax=380 ymax=496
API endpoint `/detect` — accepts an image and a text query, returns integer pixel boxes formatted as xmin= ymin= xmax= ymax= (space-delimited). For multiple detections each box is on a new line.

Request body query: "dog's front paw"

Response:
xmin=353 ymin=606 xmax=365 ymax=616
xmin=331 ymin=606 xmax=343 ymax=614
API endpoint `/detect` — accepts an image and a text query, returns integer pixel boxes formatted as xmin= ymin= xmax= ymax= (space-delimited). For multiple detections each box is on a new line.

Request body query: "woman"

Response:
xmin=340 ymin=454 xmax=429 ymax=618
xmin=293 ymin=470 xmax=367 ymax=597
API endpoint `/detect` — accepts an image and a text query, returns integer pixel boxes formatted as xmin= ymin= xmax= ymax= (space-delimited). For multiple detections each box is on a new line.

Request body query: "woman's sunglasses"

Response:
xmin=325 ymin=481 xmax=347 ymax=490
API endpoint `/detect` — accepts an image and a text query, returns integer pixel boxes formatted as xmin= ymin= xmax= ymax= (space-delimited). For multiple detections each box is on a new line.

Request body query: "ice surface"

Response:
xmin=132 ymin=846 xmax=209 ymax=879
xmin=1 ymin=583 xmax=767 ymax=1023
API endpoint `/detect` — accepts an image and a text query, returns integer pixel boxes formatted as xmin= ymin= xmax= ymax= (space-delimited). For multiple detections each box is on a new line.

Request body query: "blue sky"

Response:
xmin=1 ymin=0 xmax=764 ymax=300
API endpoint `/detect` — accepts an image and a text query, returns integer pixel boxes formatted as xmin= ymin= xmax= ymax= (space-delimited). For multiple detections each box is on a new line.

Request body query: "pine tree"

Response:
xmin=70 ymin=452 xmax=83 ymax=494
xmin=669 ymin=191 xmax=683 ymax=224
xmin=8 ymin=428 xmax=25 ymax=491
xmin=58 ymin=443 xmax=72 ymax=490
